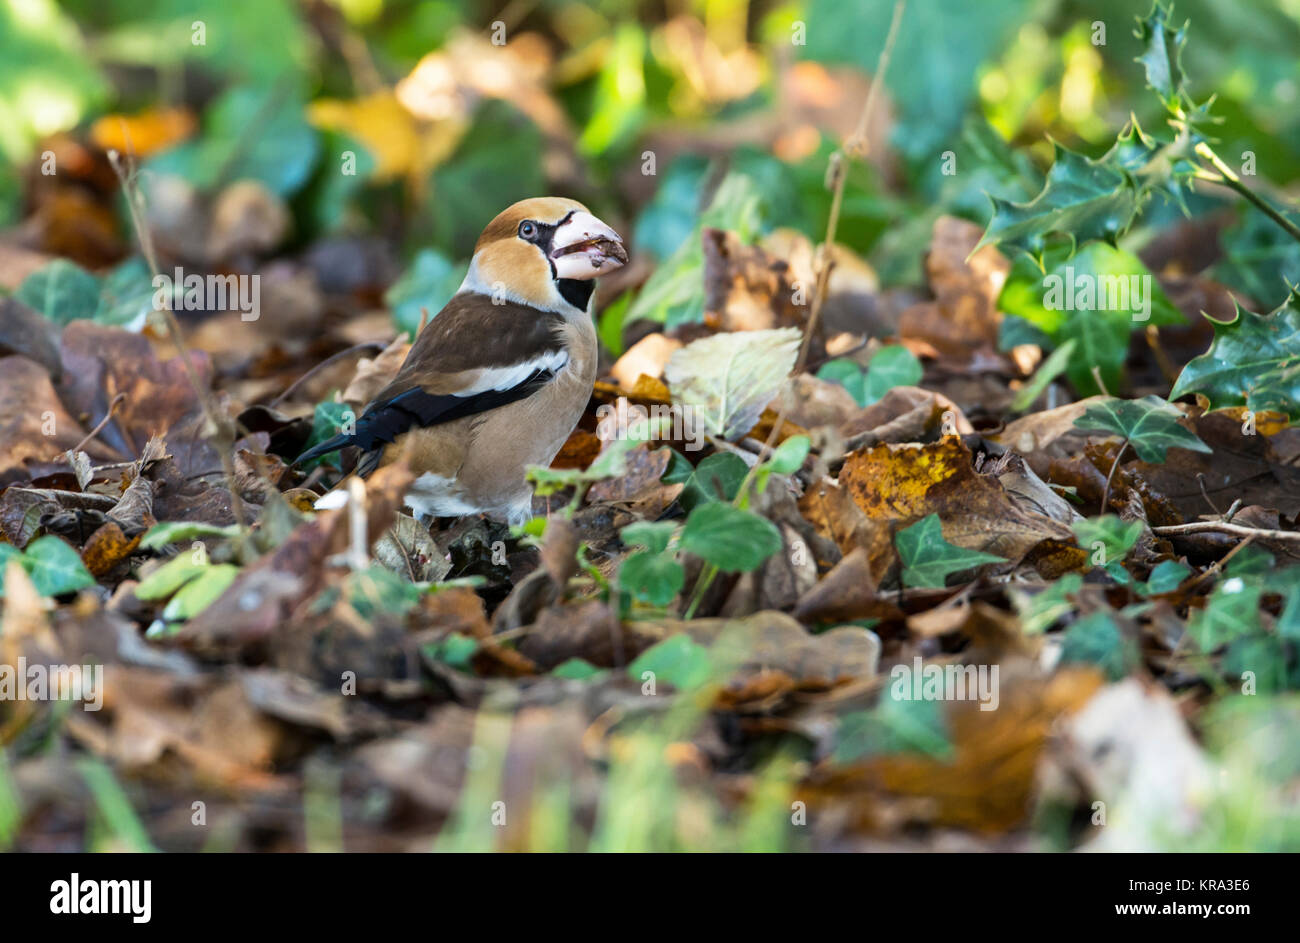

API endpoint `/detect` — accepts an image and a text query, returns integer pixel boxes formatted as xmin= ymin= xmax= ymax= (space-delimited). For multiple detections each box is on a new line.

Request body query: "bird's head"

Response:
xmin=461 ymin=197 xmax=628 ymax=314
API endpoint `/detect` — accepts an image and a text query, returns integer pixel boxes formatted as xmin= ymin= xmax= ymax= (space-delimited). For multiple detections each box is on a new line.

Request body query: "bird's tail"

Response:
xmin=290 ymin=433 xmax=353 ymax=469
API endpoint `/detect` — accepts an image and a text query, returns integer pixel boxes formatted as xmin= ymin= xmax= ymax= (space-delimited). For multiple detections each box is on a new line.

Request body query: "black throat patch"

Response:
xmin=557 ymin=278 xmax=595 ymax=311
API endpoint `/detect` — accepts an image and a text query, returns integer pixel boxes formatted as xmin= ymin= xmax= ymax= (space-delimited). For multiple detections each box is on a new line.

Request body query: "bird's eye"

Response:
xmin=519 ymin=221 xmax=537 ymax=240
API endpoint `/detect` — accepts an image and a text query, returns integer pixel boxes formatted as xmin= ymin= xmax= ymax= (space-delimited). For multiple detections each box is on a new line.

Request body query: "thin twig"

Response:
xmin=1089 ymin=365 xmax=1110 ymax=396
xmin=677 ymin=0 xmax=906 ymax=618
xmin=1174 ymin=533 xmax=1257 ymax=599
xmin=106 ymin=149 xmax=250 ymax=541
xmin=1195 ymin=473 xmax=1220 ymax=517
xmin=1152 ymin=521 xmax=1300 ymax=541
xmin=69 ymin=392 xmax=126 ymax=454
xmin=1100 ymin=438 xmax=1128 ymax=515
xmin=1193 ymin=142 xmax=1300 ymax=245
xmin=754 ymin=0 xmax=907 ymax=470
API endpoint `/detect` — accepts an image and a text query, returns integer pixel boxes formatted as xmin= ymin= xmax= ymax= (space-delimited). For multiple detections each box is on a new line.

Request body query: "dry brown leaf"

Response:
xmin=840 ymin=436 xmax=1074 ymax=563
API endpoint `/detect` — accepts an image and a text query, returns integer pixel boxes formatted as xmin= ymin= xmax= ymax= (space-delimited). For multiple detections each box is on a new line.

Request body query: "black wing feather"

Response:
xmin=291 ymin=368 xmax=554 ymax=473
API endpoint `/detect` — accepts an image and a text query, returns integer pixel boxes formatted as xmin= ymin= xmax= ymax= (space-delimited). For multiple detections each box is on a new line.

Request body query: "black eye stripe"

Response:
xmin=519 ymin=211 xmax=575 ymax=251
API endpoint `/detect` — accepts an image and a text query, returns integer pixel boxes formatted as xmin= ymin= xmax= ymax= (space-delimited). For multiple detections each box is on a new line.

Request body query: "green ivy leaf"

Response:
xmin=835 ymin=695 xmax=952 ymax=762
xmin=998 ymin=243 xmax=1184 ymax=395
xmin=1071 ymin=516 xmax=1144 ymax=567
xmin=620 ymin=521 xmax=678 ymax=555
xmin=1223 ymin=634 xmax=1287 ymax=694
xmin=754 ymin=434 xmax=812 ymax=495
xmin=619 ymin=551 xmax=685 ymax=607
xmin=1140 ymin=559 xmax=1192 ymax=595
xmin=94 ymin=257 xmax=155 ymax=330
xmin=678 ymin=452 xmax=749 ymax=512
xmin=551 ymin=658 xmax=606 ymax=681
xmin=134 ymin=554 xmax=208 ymax=600
xmin=346 ymin=565 xmax=422 ymax=620
xmin=1011 ymin=573 xmax=1083 ymax=635
xmin=816 ymin=359 xmax=868 ymax=406
xmin=679 ymin=503 xmax=783 ymax=573
xmin=526 ymin=438 xmax=642 ymax=499
xmin=1074 ymin=395 xmax=1211 ymax=462
xmin=767 ymin=435 xmax=811 ymax=475
xmin=864 ymin=346 xmax=923 ymax=404
xmin=161 ymin=563 xmax=239 ymax=621
xmin=22 ymin=536 xmax=95 ymax=597
xmin=626 ymin=172 xmax=764 ymax=328
xmin=1169 ymin=293 xmax=1300 ymax=422
xmin=895 ymin=514 xmax=1005 ymax=589
xmin=2 ymin=536 xmax=95 ymax=598
xmin=423 ymin=634 xmax=479 ymax=670
xmin=16 ymin=259 xmax=101 ymax=326
xmin=1059 ymin=611 xmax=1138 ymax=681
xmin=1188 ymin=577 xmax=1262 ymax=651
xmin=299 ymin=398 xmax=358 ymax=470
xmin=819 ymin=347 xmax=923 ymax=407
xmin=627 ymin=634 xmax=714 ymax=690
xmin=140 ymin=521 xmax=242 ymax=550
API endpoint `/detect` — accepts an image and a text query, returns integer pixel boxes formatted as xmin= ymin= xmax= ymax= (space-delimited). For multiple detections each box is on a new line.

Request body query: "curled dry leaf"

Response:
xmin=840 ymin=436 xmax=1075 ymax=565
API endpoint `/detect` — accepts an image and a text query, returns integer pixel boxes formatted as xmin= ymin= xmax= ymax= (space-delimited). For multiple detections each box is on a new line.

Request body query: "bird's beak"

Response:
xmin=550 ymin=211 xmax=628 ymax=280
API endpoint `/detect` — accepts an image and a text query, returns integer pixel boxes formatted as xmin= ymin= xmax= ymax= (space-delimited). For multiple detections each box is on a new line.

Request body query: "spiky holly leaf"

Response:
xmin=1134 ymin=2 xmax=1188 ymax=109
xmin=977 ymin=139 xmax=1147 ymax=265
xmin=1074 ymin=395 xmax=1211 ymax=462
xmin=1169 ymin=292 xmax=1300 ymax=422
xmin=895 ymin=514 xmax=1006 ymax=589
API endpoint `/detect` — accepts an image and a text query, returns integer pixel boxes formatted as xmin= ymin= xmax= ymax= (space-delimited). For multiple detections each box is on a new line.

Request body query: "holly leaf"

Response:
xmin=895 ymin=514 xmax=1005 ymax=589
xmin=1074 ymin=395 xmax=1211 ymax=462
xmin=665 ymin=327 xmax=800 ymax=441
xmin=679 ymin=503 xmax=783 ymax=573
xmin=1135 ymin=2 xmax=1189 ymax=110
xmin=1169 ymin=292 xmax=1300 ymax=422
xmin=977 ymin=139 xmax=1147 ymax=265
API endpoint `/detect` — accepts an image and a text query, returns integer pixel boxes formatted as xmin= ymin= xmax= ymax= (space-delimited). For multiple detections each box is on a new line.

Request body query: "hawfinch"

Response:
xmin=295 ymin=197 xmax=627 ymax=524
